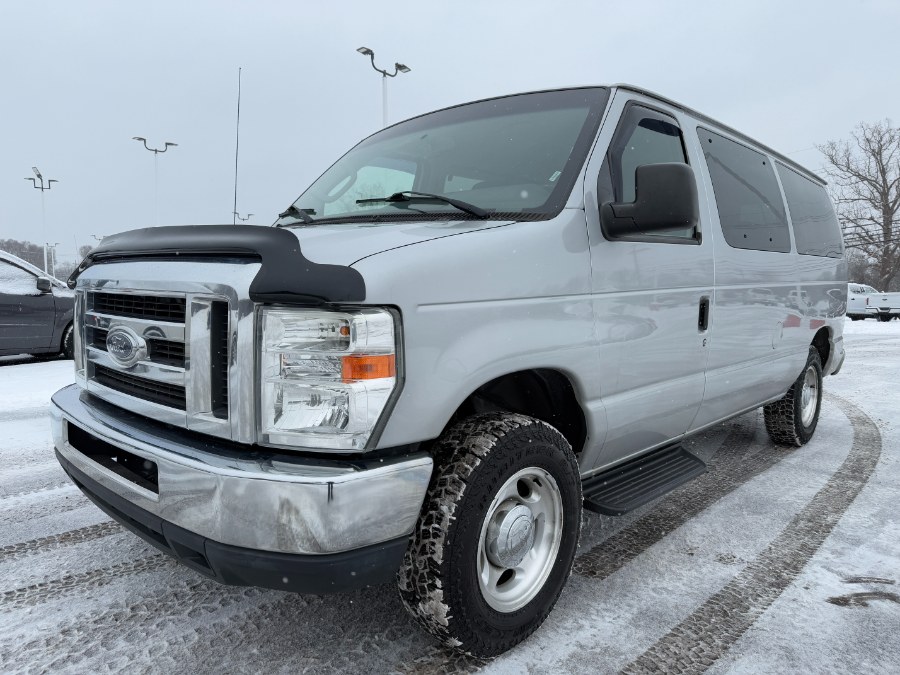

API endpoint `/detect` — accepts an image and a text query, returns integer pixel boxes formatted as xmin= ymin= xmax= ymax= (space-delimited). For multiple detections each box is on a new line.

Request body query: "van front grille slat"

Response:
xmin=210 ymin=301 xmax=229 ymax=419
xmin=92 ymin=292 xmax=186 ymax=322
xmin=93 ymin=364 xmax=187 ymax=411
xmin=147 ymin=339 xmax=186 ymax=367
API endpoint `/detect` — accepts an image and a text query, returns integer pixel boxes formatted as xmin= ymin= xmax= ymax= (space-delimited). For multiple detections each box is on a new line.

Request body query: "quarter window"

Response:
xmin=776 ymin=162 xmax=843 ymax=258
xmin=697 ymin=128 xmax=790 ymax=253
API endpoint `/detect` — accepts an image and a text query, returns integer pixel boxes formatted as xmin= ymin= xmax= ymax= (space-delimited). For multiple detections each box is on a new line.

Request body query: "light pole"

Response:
xmin=233 ymin=211 xmax=253 ymax=222
xmin=133 ymin=137 xmax=178 ymax=226
xmin=356 ymin=47 xmax=411 ymax=127
xmin=24 ymin=166 xmax=58 ymax=273
xmin=45 ymin=242 xmax=60 ymax=278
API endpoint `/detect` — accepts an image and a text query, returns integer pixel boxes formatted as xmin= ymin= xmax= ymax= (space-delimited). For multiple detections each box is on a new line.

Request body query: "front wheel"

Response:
xmin=764 ymin=347 xmax=823 ymax=446
xmin=61 ymin=324 xmax=74 ymax=359
xmin=398 ymin=413 xmax=581 ymax=657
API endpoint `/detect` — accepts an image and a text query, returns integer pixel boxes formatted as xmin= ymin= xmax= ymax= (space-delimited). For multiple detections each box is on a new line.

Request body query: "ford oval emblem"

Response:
xmin=105 ymin=326 xmax=147 ymax=367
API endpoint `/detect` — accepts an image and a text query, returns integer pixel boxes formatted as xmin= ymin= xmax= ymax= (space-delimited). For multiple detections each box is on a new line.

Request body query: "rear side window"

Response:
xmin=697 ymin=127 xmax=790 ymax=253
xmin=776 ymin=163 xmax=843 ymax=258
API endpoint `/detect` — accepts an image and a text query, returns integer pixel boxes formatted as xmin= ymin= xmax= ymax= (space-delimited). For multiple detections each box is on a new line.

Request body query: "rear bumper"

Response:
xmin=50 ymin=384 xmax=432 ymax=591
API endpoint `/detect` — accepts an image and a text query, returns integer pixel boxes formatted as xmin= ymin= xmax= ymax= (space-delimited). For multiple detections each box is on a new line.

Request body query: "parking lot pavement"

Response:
xmin=1 ymin=319 xmax=898 ymax=674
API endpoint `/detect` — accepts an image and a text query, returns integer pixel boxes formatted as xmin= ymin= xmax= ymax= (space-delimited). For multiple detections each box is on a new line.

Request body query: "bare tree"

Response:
xmin=819 ymin=120 xmax=900 ymax=290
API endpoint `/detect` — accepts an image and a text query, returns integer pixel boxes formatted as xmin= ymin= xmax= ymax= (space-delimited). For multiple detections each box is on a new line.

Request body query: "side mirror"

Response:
xmin=36 ymin=277 xmax=53 ymax=293
xmin=601 ymin=162 xmax=699 ymax=238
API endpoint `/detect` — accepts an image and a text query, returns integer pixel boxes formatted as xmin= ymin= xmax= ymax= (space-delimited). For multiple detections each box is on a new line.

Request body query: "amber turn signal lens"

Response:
xmin=341 ymin=354 xmax=396 ymax=381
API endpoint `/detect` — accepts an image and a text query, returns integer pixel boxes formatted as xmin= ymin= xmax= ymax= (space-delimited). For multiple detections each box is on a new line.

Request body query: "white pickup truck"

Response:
xmin=848 ymin=283 xmax=900 ymax=321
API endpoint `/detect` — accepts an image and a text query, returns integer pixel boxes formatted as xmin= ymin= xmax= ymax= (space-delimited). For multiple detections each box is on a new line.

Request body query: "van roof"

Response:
xmin=611 ymin=84 xmax=825 ymax=186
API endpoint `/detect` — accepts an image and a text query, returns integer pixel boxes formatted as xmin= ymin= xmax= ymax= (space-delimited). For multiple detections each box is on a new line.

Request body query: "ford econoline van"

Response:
xmin=53 ymin=84 xmax=847 ymax=656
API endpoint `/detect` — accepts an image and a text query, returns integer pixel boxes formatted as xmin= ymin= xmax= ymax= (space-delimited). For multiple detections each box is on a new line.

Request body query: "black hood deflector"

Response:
xmin=69 ymin=225 xmax=366 ymax=305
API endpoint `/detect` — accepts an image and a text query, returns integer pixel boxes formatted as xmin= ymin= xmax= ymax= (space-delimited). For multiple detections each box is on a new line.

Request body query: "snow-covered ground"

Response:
xmin=0 ymin=319 xmax=897 ymax=673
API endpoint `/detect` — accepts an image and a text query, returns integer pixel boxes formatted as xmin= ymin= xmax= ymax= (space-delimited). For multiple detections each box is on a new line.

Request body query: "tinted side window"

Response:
xmin=697 ymin=128 xmax=790 ymax=253
xmin=776 ymin=162 xmax=843 ymax=258
xmin=600 ymin=104 xmax=695 ymax=239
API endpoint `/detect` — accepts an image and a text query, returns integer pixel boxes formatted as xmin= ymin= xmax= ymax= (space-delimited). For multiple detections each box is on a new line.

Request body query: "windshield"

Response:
xmin=280 ymin=88 xmax=610 ymax=225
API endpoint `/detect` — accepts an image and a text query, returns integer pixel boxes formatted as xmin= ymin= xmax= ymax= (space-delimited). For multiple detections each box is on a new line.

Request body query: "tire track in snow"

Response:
xmin=620 ymin=393 xmax=881 ymax=674
xmin=0 ymin=554 xmax=171 ymax=610
xmin=0 ymin=483 xmax=74 ymax=504
xmin=0 ymin=578 xmax=273 ymax=672
xmin=0 ymin=521 xmax=120 ymax=564
xmin=573 ymin=413 xmax=794 ymax=580
xmin=0 ymin=464 xmax=69 ymax=500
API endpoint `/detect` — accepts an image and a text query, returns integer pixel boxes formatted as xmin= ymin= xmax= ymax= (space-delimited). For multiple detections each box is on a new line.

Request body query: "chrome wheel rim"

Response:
xmin=800 ymin=365 xmax=819 ymax=427
xmin=477 ymin=467 xmax=563 ymax=613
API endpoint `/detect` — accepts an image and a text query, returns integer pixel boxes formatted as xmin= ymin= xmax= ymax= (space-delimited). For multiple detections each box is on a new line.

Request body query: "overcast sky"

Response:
xmin=2 ymin=0 xmax=898 ymax=265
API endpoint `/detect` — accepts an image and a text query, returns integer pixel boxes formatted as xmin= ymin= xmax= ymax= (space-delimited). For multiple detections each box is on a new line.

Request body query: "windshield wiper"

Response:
xmin=356 ymin=191 xmax=489 ymax=219
xmin=276 ymin=204 xmax=315 ymax=226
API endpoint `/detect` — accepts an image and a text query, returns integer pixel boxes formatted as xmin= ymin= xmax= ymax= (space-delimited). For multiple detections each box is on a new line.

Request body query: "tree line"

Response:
xmin=0 ymin=239 xmax=93 ymax=281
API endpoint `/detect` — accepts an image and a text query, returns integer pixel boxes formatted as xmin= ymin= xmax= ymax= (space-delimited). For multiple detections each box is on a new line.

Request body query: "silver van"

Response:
xmin=52 ymin=85 xmax=847 ymax=657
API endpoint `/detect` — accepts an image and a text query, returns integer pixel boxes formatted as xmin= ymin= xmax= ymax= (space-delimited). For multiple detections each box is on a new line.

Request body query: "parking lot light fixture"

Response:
xmin=356 ymin=46 xmax=411 ymax=128
xmin=24 ymin=166 xmax=58 ymax=273
xmin=133 ymin=136 xmax=178 ymax=226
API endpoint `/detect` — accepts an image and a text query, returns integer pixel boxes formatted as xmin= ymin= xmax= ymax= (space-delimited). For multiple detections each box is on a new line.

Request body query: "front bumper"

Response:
xmin=50 ymin=384 xmax=432 ymax=591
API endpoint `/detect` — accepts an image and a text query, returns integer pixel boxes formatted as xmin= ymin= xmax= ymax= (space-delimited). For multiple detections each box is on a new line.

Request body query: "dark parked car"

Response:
xmin=0 ymin=250 xmax=75 ymax=359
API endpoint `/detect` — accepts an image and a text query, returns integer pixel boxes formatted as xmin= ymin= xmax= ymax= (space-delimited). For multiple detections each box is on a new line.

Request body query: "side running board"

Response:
xmin=582 ymin=444 xmax=707 ymax=516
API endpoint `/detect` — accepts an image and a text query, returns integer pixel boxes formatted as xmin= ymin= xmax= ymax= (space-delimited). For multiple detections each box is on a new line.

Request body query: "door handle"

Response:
xmin=698 ymin=296 xmax=710 ymax=332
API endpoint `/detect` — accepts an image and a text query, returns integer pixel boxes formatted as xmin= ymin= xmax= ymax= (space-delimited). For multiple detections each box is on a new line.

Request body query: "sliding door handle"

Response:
xmin=698 ymin=296 xmax=710 ymax=331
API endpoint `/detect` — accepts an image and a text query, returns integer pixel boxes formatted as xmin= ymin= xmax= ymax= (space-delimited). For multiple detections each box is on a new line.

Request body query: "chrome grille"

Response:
xmin=74 ymin=261 xmax=258 ymax=444
xmin=83 ymin=289 xmax=231 ymax=433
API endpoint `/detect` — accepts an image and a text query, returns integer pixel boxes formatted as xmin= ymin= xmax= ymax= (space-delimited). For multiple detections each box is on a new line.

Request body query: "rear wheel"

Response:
xmin=398 ymin=413 xmax=581 ymax=657
xmin=878 ymin=314 xmax=892 ymax=322
xmin=764 ymin=347 xmax=823 ymax=446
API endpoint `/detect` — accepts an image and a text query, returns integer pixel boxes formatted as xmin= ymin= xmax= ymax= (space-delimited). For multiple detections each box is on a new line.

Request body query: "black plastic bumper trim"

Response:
xmin=56 ymin=449 xmax=409 ymax=594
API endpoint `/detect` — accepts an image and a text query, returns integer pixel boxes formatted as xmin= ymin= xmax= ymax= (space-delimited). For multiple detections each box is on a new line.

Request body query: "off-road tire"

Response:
xmin=61 ymin=324 xmax=74 ymax=359
xmin=764 ymin=347 xmax=823 ymax=446
xmin=397 ymin=412 xmax=581 ymax=657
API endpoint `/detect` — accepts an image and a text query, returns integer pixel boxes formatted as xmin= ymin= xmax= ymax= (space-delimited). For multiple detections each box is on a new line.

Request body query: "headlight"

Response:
xmin=259 ymin=307 xmax=399 ymax=451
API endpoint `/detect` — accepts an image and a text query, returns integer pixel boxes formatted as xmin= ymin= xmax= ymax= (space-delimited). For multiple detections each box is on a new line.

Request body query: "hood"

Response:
xmin=286 ymin=219 xmax=514 ymax=267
